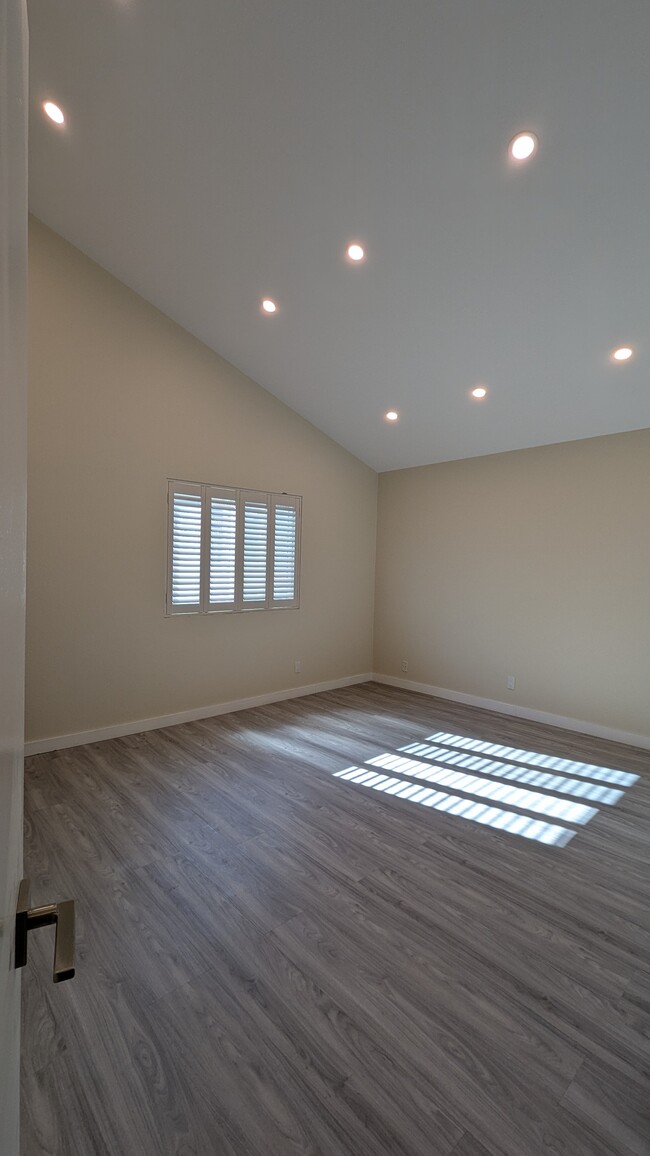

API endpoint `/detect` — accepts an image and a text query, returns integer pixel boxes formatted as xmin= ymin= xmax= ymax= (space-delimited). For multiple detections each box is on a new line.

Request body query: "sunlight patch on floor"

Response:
xmin=333 ymin=732 xmax=638 ymax=847
xmin=424 ymin=733 xmax=638 ymax=786
xmin=333 ymin=766 xmax=575 ymax=846
xmin=398 ymin=745 xmax=625 ymax=805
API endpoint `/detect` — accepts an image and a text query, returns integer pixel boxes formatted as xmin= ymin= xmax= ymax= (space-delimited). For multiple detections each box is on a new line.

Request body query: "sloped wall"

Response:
xmin=27 ymin=220 xmax=377 ymax=742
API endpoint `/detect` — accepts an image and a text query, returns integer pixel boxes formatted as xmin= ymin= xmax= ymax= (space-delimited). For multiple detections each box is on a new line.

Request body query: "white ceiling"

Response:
xmin=28 ymin=0 xmax=650 ymax=472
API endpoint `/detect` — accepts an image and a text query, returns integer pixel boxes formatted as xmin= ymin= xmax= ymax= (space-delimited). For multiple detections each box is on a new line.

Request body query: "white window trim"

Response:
xmin=166 ymin=480 xmax=301 ymax=616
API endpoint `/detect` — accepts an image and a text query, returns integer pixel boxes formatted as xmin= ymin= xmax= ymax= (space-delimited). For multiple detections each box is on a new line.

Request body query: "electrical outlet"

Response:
xmin=401 ymin=659 xmax=409 ymax=673
xmin=294 ymin=660 xmax=301 ymax=674
xmin=507 ymin=674 xmax=516 ymax=691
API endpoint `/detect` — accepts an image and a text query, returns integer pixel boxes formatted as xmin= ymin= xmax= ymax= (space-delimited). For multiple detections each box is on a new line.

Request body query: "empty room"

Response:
xmin=2 ymin=2 xmax=650 ymax=1154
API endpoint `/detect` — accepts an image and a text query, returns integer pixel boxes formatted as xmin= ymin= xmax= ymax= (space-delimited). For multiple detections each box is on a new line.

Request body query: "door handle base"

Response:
xmin=15 ymin=879 xmax=75 ymax=983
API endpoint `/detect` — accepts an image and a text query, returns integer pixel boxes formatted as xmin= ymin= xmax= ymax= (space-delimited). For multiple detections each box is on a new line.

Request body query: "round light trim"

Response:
xmin=612 ymin=346 xmax=633 ymax=361
xmin=347 ymin=243 xmax=365 ymax=262
xmin=471 ymin=386 xmax=488 ymax=399
xmin=261 ymin=298 xmax=277 ymax=314
xmin=510 ymin=132 xmax=537 ymax=161
xmin=384 ymin=410 xmax=399 ymax=422
xmin=43 ymin=101 xmax=65 ymax=125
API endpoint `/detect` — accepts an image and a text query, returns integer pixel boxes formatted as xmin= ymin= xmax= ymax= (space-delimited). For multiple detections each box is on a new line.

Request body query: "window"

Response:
xmin=167 ymin=480 xmax=301 ymax=615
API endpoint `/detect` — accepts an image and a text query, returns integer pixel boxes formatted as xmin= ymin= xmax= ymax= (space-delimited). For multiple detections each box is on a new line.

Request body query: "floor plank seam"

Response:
xmin=22 ymin=683 xmax=650 ymax=1156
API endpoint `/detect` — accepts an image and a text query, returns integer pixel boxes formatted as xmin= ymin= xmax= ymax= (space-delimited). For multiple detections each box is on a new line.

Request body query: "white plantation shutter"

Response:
xmin=168 ymin=483 xmax=203 ymax=613
xmin=207 ymin=488 xmax=237 ymax=610
xmin=166 ymin=481 xmax=300 ymax=615
xmin=271 ymin=495 xmax=301 ymax=609
xmin=241 ymin=492 xmax=269 ymax=607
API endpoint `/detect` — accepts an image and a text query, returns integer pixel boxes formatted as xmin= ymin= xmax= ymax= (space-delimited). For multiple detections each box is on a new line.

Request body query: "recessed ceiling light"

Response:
xmin=384 ymin=410 xmax=399 ymax=422
xmin=471 ymin=386 xmax=488 ymax=399
xmin=509 ymin=132 xmax=537 ymax=161
xmin=612 ymin=346 xmax=633 ymax=361
xmin=43 ymin=100 xmax=65 ymax=125
xmin=347 ymin=243 xmax=365 ymax=262
xmin=261 ymin=298 xmax=277 ymax=314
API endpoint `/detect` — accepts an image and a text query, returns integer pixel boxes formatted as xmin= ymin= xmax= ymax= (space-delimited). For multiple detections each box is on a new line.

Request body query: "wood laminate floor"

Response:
xmin=21 ymin=683 xmax=650 ymax=1155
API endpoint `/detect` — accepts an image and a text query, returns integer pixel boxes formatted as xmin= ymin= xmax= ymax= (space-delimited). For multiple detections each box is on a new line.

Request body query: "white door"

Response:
xmin=0 ymin=3 xmax=28 ymax=1154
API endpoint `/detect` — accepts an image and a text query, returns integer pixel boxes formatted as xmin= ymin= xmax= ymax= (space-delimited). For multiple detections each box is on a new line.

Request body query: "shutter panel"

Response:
xmin=271 ymin=497 xmax=300 ymax=608
xmin=168 ymin=483 xmax=202 ymax=613
xmin=167 ymin=481 xmax=300 ymax=616
xmin=241 ymin=492 xmax=269 ymax=608
xmin=207 ymin=488 xmax=237 ymax=610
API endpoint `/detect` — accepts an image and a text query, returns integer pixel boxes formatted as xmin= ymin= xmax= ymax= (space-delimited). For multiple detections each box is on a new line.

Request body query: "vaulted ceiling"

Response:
xmin=28 ymin=0 xmax=650 ymax=471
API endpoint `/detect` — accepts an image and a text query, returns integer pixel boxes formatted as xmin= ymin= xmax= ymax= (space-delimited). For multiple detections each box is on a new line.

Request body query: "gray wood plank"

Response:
xmin=562 ymin=1058 xmax=650 ymax=1156
xmin=22 ymin=683 xmax=650 ymax=1155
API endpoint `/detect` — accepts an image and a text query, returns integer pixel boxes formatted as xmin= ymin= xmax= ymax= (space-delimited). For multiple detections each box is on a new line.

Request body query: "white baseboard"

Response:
xmin=24 ymin=673 xmax=374 ymax=756
xmin=24 ymin=669 xmax=650 ymax=756
xmin=373 ymin=673 xmax=650 ymax=752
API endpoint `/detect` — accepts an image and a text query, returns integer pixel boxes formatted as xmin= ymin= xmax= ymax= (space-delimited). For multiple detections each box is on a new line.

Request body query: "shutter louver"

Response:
xmin=242 ymin=498 xmax=269 ymax=604
xmin=273 ymin=503 xmax=297 ymax=601
xmin=209 ymin=493 xmax=237 ymax=607
xmin=170 ymin=489 xmax=202 ymax=609
xmin=167 ymin=481 xmax=299 ymax=615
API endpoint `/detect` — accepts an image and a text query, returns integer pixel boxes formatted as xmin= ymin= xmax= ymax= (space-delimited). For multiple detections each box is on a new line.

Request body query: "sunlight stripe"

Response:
xmin=333 ymin=766 xmax=574 ymax=846
xmin=426 ymin=732 xmax=638 ymax=786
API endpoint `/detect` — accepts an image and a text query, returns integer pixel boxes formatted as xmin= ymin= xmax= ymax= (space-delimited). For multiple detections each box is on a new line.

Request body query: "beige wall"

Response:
xmin=27 ymin=220 xmax=650 ymax=747
xmin=26 ymin=220 xmax=377 ymax=742
xmin=375 ymin=430 xmax=650 ymax=740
